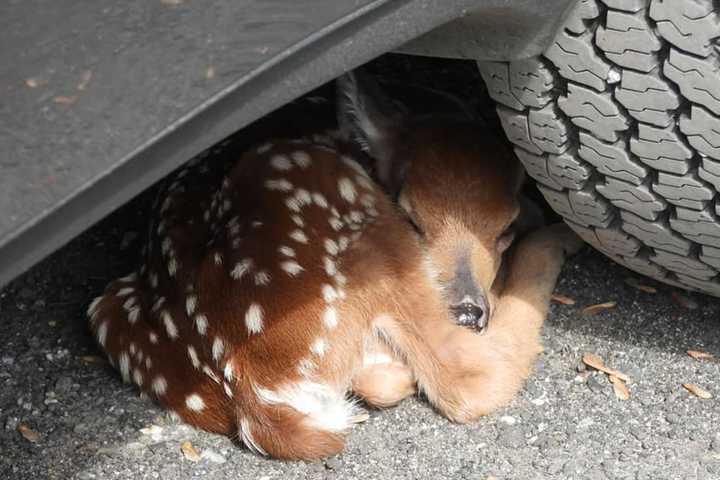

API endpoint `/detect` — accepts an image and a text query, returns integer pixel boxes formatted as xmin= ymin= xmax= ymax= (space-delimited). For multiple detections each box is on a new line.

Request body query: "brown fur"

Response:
xmin=86 ymin=74 xmax=582 ymax=460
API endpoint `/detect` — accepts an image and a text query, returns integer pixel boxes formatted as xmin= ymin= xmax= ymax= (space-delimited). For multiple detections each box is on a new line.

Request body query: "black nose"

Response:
xmin=451 ymin=299 xmax=488 ymax=333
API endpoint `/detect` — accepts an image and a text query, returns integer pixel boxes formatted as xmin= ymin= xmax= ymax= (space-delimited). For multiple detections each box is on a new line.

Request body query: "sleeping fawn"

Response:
xmin=87 ymin=71 xmax=582 ymax=460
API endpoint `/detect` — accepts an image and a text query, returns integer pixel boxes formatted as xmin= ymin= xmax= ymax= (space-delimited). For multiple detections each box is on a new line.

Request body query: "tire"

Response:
xmin=478 ymin=0 xmax=720 ymax=297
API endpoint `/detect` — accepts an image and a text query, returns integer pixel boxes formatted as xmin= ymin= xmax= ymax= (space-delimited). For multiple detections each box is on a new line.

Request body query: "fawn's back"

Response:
xmin=88 ymin=72 xmax=526 ymax=459
xmin=88 ymin=134 xmax=431 ymax=457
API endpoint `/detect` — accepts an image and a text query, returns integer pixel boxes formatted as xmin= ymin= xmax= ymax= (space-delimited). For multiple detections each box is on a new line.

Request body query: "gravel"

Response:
xmin=2 ymin=194 xmax=719 ymax=480
xmin=1 ymin=56 xmax=720 ymax=480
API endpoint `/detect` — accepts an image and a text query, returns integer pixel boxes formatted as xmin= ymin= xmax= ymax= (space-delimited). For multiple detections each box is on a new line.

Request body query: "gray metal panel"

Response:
xmin=0 ymin=0 xmax=538 ymax=288
xmin=397 ymin=0 xmax=574 ymax=60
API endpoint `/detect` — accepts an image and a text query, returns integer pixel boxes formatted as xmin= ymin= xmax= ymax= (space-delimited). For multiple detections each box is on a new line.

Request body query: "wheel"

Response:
xmin=478 ymin=0 xmax=720 ymax=297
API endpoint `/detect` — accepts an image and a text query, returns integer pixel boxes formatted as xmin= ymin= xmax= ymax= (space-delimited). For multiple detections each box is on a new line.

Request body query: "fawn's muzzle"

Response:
xmin=451 ymin=296 xmax=489 ymax=333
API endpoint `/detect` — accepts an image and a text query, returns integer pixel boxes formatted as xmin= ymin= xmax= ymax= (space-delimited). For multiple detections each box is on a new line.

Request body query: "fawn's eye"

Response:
xmin=406 ymin=212 xmax=425 ymax=236
xmin=398 ymin=191 xmax=424 ymax=235
xmin=409 ymin=217 xmax=424 ymax=235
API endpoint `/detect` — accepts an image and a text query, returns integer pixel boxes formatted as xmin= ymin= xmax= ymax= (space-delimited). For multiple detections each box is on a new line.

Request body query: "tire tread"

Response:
xmin=481 ymin=0 xmax=720 ymax=295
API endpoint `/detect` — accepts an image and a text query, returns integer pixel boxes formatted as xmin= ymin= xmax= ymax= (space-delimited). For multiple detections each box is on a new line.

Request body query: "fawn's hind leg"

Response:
xmin=352 ymin=337 xmax=415 ymax=408
xmin=88 ymin=275 xmax=238 ymax=436
xmin=433 ymin=224 xmax=583 ymax=422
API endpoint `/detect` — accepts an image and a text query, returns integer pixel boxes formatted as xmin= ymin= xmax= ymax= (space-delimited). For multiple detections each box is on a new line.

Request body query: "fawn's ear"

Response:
xmin=337 ymin=71 xmax=407 ymax=191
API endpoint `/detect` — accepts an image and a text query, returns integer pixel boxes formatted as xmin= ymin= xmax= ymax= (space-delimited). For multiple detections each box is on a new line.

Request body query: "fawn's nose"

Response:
xmin=451 ymin=296 xmax=489 ymax=333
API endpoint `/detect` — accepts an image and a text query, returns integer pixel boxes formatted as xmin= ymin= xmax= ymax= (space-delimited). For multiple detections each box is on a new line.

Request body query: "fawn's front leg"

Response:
xmin=433 ymin=224 xmax=583 ymax=422
xmin=351 ymin=336 xmax=416 ymax=408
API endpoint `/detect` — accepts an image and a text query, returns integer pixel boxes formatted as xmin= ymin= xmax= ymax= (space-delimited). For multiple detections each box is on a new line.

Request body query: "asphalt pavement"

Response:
xmin=2 ymin=55 xmax=720 ymax=480
xmin=1 ymin=181 xmax=720 ymax=480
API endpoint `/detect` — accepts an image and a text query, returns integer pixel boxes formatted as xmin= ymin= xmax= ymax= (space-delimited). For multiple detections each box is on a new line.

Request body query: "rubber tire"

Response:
xmin=478 ymin=0 xmax=720 ymax=297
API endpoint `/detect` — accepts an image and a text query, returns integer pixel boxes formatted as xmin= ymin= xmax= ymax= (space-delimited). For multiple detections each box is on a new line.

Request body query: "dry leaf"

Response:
xmin=687 ymin=350 xmax=715 ymax=361
xmin=53 ymin=95 xmax=78 ymax=105
xmin=205 ymin=66 xmax=215 ymax=80
xmin=682 ymin=383 xmax=712 ymax=399
xmin=551 ymin=294 xmax=576 ymax=305
xmin=624 ymin=277 xmax=657 ymax=293
xmin=18 ymin=423 xmax=40 ymax=443
xmin=582 ymin=352 xmax=606 ymax=371
xmin=581 ymin=352 xmax=630 ymax=382
xmin=671 ymin=292 xmax=699 ymax=310
xmin=181 ymin=441 xmax=201 ymax=462
xmin=581 ymin=302 xmax=617 ymax=316
xmin=25 ymin=78 xmax=47 ymax=88
xmin=78 ymin=355 xmax=106 ymax=365
xmin=77 ymin=70 xmax=93 ymax=90
xmin=609 ymin=375 xmax=630 ymax=400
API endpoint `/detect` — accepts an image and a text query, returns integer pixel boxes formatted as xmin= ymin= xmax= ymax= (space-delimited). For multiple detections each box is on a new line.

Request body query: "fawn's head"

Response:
xmin=337 ymin=71 xmax=525 ymax=331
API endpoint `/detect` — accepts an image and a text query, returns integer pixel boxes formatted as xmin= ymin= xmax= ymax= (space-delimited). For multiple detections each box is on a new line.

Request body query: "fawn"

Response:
xmin=87 ymin=71 xmax=582 ymax=460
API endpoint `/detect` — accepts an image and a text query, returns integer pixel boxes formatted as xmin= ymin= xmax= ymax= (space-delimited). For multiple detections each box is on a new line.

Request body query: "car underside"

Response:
xmin=2 ymin=0 xmax=720 ymax=294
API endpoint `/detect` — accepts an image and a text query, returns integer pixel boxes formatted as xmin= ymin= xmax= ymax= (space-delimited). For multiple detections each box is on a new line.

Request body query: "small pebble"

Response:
xmin=73 ymin=423 xmax=88 ymax=434
xmin=201 ymin=448 xmax=227 ymax=464
xmin=324 ymin=456 xmax=342 ymax=470
xmin=710 ymin=437 xmax=720 ymax=453
xmin=4 ymin=416 xmax=20 ymax=431
xmin=577 ymin=418 xmax=595 ymax=430
xmin=54 ymin=377 xmax=74 ymax=395
xmin=665 ymin=413 xmax=681 ymax=425
xmin=630 ymin=427 xmax=648 ymax=442
xmin=499 ymin=415 xmax=517 ymax=426
xmin=587 ymin=374 xmax=608 ymax=395
xmin=32 ymin=299 xmax=46 ymax=312
xmin=139 ymin=425 xmax=163 ymax=436
xmin=148 ymin=441 xmax=170 ymax=454
xmin=640 ymin=395 xmax=658 ymax=406
xmin=665 ymin=390 xmax=684 ymax=404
